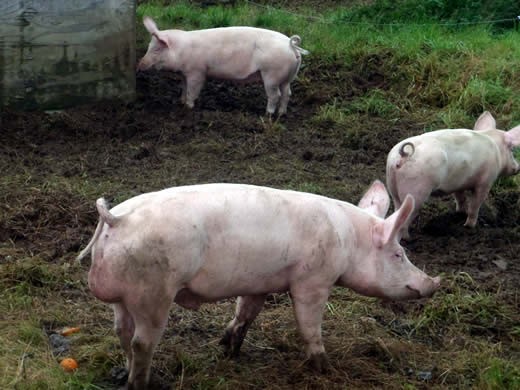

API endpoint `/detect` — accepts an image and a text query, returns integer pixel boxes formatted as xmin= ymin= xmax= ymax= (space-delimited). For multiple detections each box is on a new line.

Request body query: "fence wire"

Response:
xmin=245 ymin=0 xmax=518 ymax=27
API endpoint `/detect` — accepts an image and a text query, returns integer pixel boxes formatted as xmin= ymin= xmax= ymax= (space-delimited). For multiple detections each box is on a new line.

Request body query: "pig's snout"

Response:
xmin=136 ymin=58 xmax=151 ymax=72
xmin=407 ymin=275 xmax=441 ymax=299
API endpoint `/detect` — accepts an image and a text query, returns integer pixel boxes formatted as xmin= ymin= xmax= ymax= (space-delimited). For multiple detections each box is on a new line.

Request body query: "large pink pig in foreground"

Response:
xmin=386 ymin=111 xmax=520 ymax=237
xmin=137 ymin=17 xmax=309 ymax=115
xmin=77 ymin=182 xmax=440 ymax=389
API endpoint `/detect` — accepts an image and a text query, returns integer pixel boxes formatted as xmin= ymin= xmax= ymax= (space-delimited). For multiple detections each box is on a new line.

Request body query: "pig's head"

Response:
xmin=474 ymin=111 xmax=520 ymax=176
xmin=137 ymin=17 xmax=171 ymax=72
xmin=346 ymin=194 xmax=441 ymax=301
xmin=357 ymin=179 xmax=390 ymax=218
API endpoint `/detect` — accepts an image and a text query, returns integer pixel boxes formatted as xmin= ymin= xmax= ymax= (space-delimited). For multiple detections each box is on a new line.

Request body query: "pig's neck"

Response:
xmin=335 ymin=220 xmax=382 ymax=298
xmin=479 ymin=129 xmax=508 ymax=174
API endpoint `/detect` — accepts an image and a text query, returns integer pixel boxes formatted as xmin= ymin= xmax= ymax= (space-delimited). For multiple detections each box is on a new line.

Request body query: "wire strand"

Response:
xmin=245 ymin=0 xmax=517 ymax=27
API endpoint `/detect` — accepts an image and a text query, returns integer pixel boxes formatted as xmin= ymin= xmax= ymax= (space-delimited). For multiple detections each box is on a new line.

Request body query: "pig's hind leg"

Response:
xmin=278 ymin=82 xmax=291 ymax=116
xmin=220 ymin=294 xmax=266 ymax=357
xmin=396 ymin=191 xmax=428 ymax=239
xmin=113 ymin=303 xmax=135 ymax=370
xmin=126 ymin=296 xmax=173 ymax=389
xmin=262 ymin=74 xmax=281 ymax=115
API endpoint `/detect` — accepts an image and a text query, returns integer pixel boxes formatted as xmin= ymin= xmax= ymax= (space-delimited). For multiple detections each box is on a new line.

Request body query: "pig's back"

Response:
xmin=186 ymin=26 xmax=289 ymax=42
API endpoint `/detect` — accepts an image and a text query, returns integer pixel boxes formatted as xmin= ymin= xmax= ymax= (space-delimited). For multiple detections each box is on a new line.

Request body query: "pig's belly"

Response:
xmin=210 ymin=70 xmax=262 ymax=84
xmin=175 ymin=264 xmax=294 ymax=309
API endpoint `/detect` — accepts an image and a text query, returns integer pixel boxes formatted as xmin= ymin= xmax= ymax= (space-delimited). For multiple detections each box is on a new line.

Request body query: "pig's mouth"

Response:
xmin=405 ymin=285 xmax=422 ymax=299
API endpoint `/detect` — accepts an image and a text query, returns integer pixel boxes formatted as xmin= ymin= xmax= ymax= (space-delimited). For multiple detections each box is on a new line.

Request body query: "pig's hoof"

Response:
xmin=219 ymin=329 xmax=231 ymax=345
xmin=463 ymin=219 xmax=477 ymax=228
xmin=110 ymin=366 xmax=129 ymax=386
xmin=219 ymin=331 xmax=233 ymax=355
xmin=219 ymin=330 xmax=242 ymax=358
xmin=308 ymin=352 xmax=331 ymax=373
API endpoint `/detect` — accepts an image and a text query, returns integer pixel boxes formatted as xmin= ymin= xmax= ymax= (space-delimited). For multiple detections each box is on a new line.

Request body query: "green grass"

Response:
xmin=479 ymin=358 xmax=520 ymax=389
xmin=0 ymin=257 xmax=119 ymax=389
xmin=313 ymin=99 xmax=350 ymax=126
xmin=413 ymin=273 xmax=519 ymax=339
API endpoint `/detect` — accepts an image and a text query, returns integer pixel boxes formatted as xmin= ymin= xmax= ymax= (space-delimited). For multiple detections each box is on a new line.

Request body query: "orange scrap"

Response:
xmin=60 ymin=358 xmax=78 ymax=372
xmin=59 ymin=327 xmax=81 ymax=336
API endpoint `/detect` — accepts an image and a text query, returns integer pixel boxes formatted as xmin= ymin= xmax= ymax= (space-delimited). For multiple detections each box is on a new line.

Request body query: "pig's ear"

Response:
xmin=152 ymin=32 xmax=169 ymax=48
xmin=143 ymin=16 xmax=160 ymax=35
xmin=474 ymin=111 xmax=496 ymax=131
xmin=373 ymin=194 xmax=414 ymax=247
xmin=143 ymin=17 xmax=169 ymax=47
xmin=505 ymin=124 xmax=520 ymax=148
xmin=358 ymin=180 xmax=390 ymax=218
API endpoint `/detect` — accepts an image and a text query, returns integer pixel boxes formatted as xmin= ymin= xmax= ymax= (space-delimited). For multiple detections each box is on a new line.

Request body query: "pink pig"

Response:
xmin=137 ymin=17 xmax=309 ymax=115
xmin=386 ymin=111 xmax=520 ymax=237
xmin=77 ymin=182 xmax=440 ymax=389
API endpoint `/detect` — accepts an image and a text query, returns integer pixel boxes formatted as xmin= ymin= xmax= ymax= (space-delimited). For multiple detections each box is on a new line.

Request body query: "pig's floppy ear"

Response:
xmin=372 ymin=194 xmax=414 ymax=247
xmin=358 ymin=179 xmax=390 ymax=218
xmin=505 ymin=124 xmax=520 ymax=148
xmin=152 ymin=32 xmax=169 ymax=48
xmin=474 ymin=111 xmax=496 ymax=131
xmin=143 ymin=16 xmax=160 ymax=35
xmin=143 ymin=17 xmax=169 ymax=47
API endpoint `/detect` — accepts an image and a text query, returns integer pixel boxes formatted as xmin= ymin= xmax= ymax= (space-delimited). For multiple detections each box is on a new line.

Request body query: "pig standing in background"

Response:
xmin=77 ymin=181 xmax=440 ymax=389
xmin=137 ymin=17 xmax=309 ymax=115
xmin=386 ymin=111 xmax=520 ymax=237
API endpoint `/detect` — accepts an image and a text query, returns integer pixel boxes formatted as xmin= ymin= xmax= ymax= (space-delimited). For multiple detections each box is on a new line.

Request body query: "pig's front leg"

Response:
xmin=453 ymin=191 xmax=467 ymax=213
xmin=184 ymin=72 xmax=206 ymax=109
xmin=220 ymin=294 xmax=266 ymax=357
xmin=180 ymin=74 xmax=187 ymax=105
xmin=290 ymin=284 xmax=331 ymax=372
xmin=464 ymin=184 xmax=491 ymax=227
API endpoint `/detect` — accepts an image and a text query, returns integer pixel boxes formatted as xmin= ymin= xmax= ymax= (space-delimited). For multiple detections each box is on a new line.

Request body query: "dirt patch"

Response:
xmin=2 ymin=56 xmax=520 ymax=388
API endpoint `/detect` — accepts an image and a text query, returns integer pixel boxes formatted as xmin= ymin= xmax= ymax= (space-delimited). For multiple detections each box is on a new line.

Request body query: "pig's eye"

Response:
xmin=394 ymin=251 xmax=403 ymax=260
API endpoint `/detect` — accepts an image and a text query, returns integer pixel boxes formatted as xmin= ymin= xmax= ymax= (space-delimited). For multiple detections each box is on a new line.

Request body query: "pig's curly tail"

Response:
xmin=289 ymin=35 xmax=310 ymax=55
xmin=395 ymin=142 xmax=415 ymax=169
xmin=76 ymin=198 xmax=119 ymax=263
xmin=399 ymin=142 xmax=415 ymax=158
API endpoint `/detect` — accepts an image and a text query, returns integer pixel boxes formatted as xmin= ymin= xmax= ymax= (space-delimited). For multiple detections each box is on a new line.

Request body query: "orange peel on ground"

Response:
xmin=59 ymin=327 xmax=81 ymax=336
xmin=60 ymin=358 xmax=78 ymax=372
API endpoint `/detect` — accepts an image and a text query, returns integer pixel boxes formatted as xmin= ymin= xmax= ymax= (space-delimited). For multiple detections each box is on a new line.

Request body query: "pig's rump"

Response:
xmin=387 ymin=129 xmax=499 ymax=196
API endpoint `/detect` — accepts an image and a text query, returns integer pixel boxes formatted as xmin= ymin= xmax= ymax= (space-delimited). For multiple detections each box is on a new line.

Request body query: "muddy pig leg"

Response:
xmin=220 ymin=294 xmax=266 ymax=357
xmin=126 ymin=297 xmax=172 ymax=390
xmin=464 ymin=184 xmax=492 ymax=227
xmin=278 ymin=82 xmax=291 ymax=116
xmin=290 ymin=283 xmax=331 ymax=373
xmin=184 ymin=73 xmax=206 ymax=109
xmin=454 ymin=191 xmax=467 ymax=213
xmin=262 ymin=73 xmax=281 ymax=115
xmin=180 ymin=74 xmax=187 ymax=105
xmin=114 ymin=303 xmax=135 ymax=370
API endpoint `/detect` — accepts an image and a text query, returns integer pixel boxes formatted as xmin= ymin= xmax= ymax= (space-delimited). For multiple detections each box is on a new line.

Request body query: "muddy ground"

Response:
xmin=1 ymin=54 xmax=519 ymax=388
